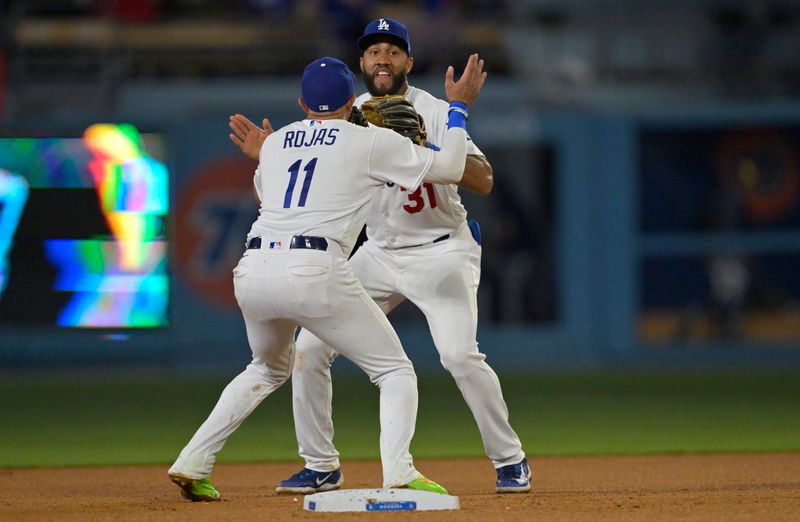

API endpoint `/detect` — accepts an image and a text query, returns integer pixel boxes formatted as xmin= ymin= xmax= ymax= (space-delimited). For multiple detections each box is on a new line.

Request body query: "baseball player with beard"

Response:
xmin=168 ymin=54 xmax=486 ymax=501
xmin=229 ymin=18 xmax=530 ymax=495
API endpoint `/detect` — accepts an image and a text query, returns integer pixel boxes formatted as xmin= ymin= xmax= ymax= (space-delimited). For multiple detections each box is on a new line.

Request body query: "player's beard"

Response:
xmin=363 ymin=69 xmax=408 ymax=97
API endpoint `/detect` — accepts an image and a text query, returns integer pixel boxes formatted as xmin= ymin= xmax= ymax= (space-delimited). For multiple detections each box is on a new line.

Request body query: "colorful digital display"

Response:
xmin=0 ymin=124 xmax=169 ymax=328
xmin=0 ymin=169 xmax=29 ymax=296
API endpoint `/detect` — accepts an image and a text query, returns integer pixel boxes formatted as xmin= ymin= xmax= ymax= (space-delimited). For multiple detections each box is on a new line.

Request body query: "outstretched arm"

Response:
xmin=444 ymin=54 xmax=491 ymax=194
xmin=229 ymin=114 xmax=273 ymax=161
xmin=424 ymin=53 xmax=487 ymax=185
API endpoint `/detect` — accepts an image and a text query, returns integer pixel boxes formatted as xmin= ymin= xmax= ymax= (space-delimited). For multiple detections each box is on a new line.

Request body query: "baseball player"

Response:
xmin=230 ymin=18 xmax=530 ymax=495
xmin=168 ymin=54 xmax=486 ymax=501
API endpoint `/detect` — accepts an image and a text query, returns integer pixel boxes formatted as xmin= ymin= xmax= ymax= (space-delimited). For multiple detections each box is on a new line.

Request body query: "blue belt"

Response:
xmin=402 ymin=234 xmax=449 ymax=249
xmin=247 ymin=235 xmax=329 ymax=251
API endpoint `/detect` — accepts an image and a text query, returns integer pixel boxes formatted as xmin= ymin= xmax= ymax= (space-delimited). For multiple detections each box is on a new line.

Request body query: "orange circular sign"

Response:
xmin=715 ymin=130 xmax=800 ymax=224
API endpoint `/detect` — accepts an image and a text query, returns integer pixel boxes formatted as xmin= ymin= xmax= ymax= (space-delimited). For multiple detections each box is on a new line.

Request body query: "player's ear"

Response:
xmin=298 ymin=97 xmax=309 ymax=113
xmin=406 ymin=55 xmax=414 ymax=74
xmin=359 ymin=56 xmax=365 ymax=72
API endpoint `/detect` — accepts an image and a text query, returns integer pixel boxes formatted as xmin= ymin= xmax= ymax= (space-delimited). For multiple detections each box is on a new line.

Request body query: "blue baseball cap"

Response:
xmin=357 ymin=18 xmax=411 ymax=55
xmin=301 ymin=57 xmax=356 ymax=112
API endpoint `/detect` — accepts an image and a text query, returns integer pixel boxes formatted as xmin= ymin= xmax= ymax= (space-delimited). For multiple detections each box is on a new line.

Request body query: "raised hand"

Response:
xmin=229 ymin=114 xmax=273 ymax=161
xmin=444 ymin=53 xmax=487 ymax=107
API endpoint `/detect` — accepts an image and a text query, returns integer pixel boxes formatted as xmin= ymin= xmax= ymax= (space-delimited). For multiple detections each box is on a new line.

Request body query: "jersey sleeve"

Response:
xmin=367 ymin=126 xmax=434 ymax=191
xmin=466 ymin=132 xmax=484 ymax=157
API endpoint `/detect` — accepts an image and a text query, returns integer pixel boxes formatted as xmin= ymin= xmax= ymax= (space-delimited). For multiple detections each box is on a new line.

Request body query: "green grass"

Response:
xmin=1 ymin=370 xmax=798 ymax=468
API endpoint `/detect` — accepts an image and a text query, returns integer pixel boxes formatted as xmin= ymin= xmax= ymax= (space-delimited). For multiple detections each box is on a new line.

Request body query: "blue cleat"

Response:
xmin=495 ymin=458 xmax=531 ymax=493
xmin=275 ymin=467 xmax=343 ymax=494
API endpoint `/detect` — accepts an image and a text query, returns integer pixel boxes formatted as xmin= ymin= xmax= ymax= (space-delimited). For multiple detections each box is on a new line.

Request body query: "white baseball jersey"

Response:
xmin=356 ymin=86 xmax=484 ymax=248
xmin=247 ymin=117 xmax=466 ymax=254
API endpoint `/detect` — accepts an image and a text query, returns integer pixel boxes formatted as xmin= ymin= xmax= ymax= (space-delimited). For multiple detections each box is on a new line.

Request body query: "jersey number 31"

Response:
xmin=401 ymin=183 xmax=438 ymax=214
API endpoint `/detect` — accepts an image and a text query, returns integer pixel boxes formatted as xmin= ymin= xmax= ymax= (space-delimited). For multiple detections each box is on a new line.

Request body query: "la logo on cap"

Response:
xmin=377 ymin=18 xmax=390 ymax=30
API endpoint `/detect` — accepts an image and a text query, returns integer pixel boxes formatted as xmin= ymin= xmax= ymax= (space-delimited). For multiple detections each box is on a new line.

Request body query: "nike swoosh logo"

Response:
xmin=315 ymin=473 xmax=333 ymax=486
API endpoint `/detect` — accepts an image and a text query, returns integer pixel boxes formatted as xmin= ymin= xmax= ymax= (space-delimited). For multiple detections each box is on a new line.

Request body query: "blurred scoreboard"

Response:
xmin=0 ymin=124 xmax=169 ymax=328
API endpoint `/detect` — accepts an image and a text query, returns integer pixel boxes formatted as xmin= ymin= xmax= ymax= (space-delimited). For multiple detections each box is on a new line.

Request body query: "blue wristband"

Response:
xmin=447 ymin=101 xmax=469 ymax=129
xmin=450 ymin=101 xmax=469 ymax=113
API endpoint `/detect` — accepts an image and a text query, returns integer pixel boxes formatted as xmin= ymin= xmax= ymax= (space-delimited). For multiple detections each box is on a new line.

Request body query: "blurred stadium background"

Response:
xmin=1 ymin=0 xmax=799 ymax=467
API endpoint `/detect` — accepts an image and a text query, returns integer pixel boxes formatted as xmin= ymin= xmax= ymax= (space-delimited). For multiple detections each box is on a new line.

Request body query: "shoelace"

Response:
xmin=290 ymin=468 xmax=335 ymax=482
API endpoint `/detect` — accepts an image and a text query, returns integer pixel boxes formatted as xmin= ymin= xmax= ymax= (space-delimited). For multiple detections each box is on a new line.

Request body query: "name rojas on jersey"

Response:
xmin=282 ymin=123 xmax=340 ymax=149
xmin=355 ymin=86 xmax=484 ymax=249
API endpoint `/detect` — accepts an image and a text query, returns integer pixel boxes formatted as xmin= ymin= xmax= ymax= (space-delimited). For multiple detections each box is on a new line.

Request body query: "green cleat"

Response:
xmin=169 ymin=473 xmax=221 ymax=502
xmin=404 ymin=475 xmax=449 ymax=495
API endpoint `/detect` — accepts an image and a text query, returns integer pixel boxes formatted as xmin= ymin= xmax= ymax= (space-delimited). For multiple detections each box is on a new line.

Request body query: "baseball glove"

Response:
xmin=348 ymin=106 xmax=369 ymax=127
xmin=359 ymin=95 xmax=428 ymax=147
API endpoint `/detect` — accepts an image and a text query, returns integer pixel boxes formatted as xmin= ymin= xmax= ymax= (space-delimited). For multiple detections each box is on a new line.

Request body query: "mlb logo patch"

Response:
xmin=269 ymin=241 xmax=282 ymax=249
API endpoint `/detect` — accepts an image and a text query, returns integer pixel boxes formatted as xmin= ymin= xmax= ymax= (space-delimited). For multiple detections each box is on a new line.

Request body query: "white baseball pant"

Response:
xmin=169 ymin=238 xmax=421 ymax=488
xmin=292 ymin=224 xmax=525 ymax=471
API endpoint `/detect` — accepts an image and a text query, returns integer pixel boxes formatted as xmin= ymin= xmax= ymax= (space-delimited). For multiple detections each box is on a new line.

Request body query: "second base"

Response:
xmin=303 ymin=488 xmax=460 ymax=512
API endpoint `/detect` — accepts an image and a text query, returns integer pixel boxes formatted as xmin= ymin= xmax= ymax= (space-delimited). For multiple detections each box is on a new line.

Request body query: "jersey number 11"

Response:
xmin=283 ymin=158 xmax=317 ymax=208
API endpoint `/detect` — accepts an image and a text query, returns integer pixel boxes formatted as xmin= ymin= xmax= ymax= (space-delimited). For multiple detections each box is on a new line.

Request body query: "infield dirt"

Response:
xmin=1 ymin=453 xmax=798 ymax=521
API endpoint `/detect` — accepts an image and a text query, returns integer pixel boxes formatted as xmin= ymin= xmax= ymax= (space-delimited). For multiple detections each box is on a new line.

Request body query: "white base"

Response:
xmin=303 ymin=488 xmax=460 ymax=512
